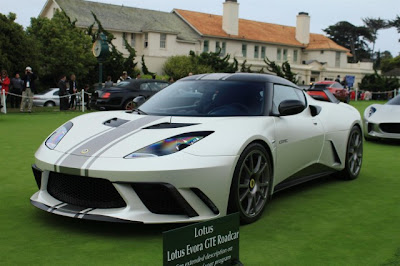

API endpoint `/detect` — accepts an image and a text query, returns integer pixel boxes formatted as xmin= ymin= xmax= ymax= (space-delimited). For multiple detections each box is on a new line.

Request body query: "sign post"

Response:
xmin=163 ymin=213 xmax=242 ymax=266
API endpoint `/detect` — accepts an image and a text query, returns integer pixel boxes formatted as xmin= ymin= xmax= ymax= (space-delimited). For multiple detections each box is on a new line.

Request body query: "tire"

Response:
xmin=44 ymin=101 xmax=55 ymax=107
xmin=123 ymin=99 xmax=135 ymax=110
xmin=228 ymin=143 xmax=272 ymax=224
xmin=339 ymin=126 xmax=363 ymax=180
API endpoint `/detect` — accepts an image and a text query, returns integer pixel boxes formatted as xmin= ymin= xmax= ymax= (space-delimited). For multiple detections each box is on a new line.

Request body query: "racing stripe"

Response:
xmin=54 ymin=127 xmax=114 ymax=170
xmin=57 ymin=116 xmax=164 ymax=171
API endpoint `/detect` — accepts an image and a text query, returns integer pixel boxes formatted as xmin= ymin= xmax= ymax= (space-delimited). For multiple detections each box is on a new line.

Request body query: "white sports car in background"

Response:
xmin=31 ymin=73 xmax=363 ymax=224
xmin=364 ymin=95 xmax=400 ymax=141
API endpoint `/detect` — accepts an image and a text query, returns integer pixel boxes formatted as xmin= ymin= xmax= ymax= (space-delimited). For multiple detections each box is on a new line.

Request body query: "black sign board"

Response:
xmin=163 ymin=213 xmax=240 ymax=266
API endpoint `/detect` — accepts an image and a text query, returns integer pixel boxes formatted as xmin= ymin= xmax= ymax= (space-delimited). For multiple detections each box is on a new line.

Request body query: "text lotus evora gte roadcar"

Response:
xmin=31 ymin=73 xmax=363 ymax=224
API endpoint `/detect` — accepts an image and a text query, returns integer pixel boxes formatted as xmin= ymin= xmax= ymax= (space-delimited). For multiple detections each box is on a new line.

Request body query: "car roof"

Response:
xmin=125 ymin=79 xmax=168 ymax=84
xmin=180 ymin=73 xmax=297 ymax=87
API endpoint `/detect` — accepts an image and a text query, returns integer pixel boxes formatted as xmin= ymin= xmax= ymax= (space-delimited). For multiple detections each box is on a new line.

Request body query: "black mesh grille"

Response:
xmin=47 ymin=172 xmax=126 ymax=209
xmin=380 ymin=123 xmax=400 ymax=134
xmin=131 ymin=183 xmax=198 ymax=217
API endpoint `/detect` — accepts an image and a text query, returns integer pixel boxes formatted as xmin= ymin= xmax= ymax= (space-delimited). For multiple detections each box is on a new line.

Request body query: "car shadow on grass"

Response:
xmin=365 ymin=139 xmax=400 ymax=146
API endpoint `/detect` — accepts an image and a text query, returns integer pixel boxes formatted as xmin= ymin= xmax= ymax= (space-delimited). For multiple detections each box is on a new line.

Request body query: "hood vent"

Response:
xmin=144 ymin=123 xmax=199 ymax=129
xmin=103 ymin=118 xmax=129 ymax=128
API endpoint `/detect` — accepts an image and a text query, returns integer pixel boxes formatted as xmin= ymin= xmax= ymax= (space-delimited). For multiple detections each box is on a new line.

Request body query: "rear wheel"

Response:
xmin=44 ymin=101 xmax=55 ymax=107
xmin=123 ymin=99 xmax=135 ymax=110
xmin=339 ymin=126 xmax=363 ymax=180
xmin=228 ymin=143 xmax=272 ymax=224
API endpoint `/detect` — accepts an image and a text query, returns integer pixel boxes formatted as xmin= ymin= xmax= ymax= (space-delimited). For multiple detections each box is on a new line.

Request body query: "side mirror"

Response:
xmin=133 ymin=96 xmax=146 ymax=107
xmin=278 ymin=100 xmax=305 ymax=116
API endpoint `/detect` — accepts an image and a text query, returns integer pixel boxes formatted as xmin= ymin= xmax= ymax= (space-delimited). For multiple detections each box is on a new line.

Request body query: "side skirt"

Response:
xmin=273 ymin=164 xmax=336 ymax=193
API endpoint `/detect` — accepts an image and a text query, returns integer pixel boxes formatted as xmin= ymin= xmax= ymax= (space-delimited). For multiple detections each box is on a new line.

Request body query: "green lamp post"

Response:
xmin=92 ymin=33 xmax=109 ymax=90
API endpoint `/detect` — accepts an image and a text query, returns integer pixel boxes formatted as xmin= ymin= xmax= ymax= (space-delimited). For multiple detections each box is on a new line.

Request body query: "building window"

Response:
xmin=221 ymin=42 xmax=226 ymax=56
xmin=216 ymin=41 xmax=220 ymax=53
xmin=131 ymin=33 xmax=136 ymax=47
xmin=277 ymin=48 xmax=282 ymax=61
xmin=293 ymin=50 xmax=298 ymax=62
xmin=242 ymin=44 xmax=247 ymax=57
xmin=261 ymin=46 xmax=266 ymax=59
xmin=335 ymin=52 xmax=341 ymax=67
xmin=160 ymin=33 xmax=166 ymax=48
xmin=203 ymin=40 xmax=209 ymax=52
xmin=320 ymin=50 xmax=324 ymax=54
xmin=283 ymin=49 xmax=288 ymax=61
xmin=254 ymin=46 xmax=259 ymax=59
xmin=122 ymin=32 xmax=126 ymax=46
xmin=144 ymin=33 xmax=148 ymax=48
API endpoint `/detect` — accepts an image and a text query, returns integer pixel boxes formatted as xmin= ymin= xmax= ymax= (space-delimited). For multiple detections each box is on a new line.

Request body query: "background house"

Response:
xmin=40 ymin=0 xmax=375 ymax=86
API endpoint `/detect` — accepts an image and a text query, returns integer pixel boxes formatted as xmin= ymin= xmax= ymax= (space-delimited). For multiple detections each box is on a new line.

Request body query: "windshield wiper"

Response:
xmin=130 ymin=108 xmax=147 ymax=115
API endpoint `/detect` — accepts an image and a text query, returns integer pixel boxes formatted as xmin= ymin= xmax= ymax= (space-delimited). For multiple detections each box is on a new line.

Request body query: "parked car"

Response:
xmin=33 ymin=88 xmax=61 ymax=107
xmin=94 ymin=79 xmax=169 ymax=110
xmin=363 ymin=94 xmax=400 ymax=141
xmin=31 ymin=73 xmax=363 ymax=224
xmin=307 ymin=81 xmax=350 ymax=103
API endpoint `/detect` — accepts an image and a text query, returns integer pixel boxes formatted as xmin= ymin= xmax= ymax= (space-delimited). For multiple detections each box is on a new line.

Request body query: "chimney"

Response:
xmin=296 ymin=12 xmax=310 ymax=44
xmin=223 ymin=0 xmax=239 ymax=36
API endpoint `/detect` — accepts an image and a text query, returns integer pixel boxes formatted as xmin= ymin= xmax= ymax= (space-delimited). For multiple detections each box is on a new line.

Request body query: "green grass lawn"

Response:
xmin=1 ymin=101 xmax=400 ymax=265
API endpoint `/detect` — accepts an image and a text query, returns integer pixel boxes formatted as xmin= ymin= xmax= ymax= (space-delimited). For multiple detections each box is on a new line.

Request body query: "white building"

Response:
xmin=40 ymin=0 xmax=374 ymax=86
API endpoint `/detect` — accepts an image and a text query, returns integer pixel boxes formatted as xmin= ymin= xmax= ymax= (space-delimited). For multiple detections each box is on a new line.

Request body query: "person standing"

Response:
xmin=0 ymin=70 xmax=10 ymax=109
xmin=20 ymin=67 xmax=37 ymax=113
xmin=117 ymin=71 xmax=130 ymax=83
xmin=58 ymin=75 xmax=68 ymax=111
xmin=68 ymin=74 xmax=78 ymax=110
xmin=104 ymin=76 xmax=113 ymax=88
xmin=9 ymin=73 xmax=23 ymax=108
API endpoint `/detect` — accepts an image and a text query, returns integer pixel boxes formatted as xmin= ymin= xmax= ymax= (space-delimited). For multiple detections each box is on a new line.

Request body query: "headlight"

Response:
xmin=45 ymin=122 xmax=73 ymax=150
xmin=368 ymin=107 xmax=376 ymax=117
xmin=124 ymin=131 xmax=213 ymax=159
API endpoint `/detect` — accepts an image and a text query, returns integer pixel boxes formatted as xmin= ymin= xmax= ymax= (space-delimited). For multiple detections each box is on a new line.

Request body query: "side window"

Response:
xmin=273 ymin=84 xmax=305 ymax=113
xmin=140 ymin=83 xmax=150 ymax=91
xmin=53 ymin=90 xmax=59 ymax=96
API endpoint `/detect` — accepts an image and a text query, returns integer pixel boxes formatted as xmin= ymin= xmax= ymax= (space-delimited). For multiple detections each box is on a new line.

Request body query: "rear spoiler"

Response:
xmin=307 ymin=88 xmax=340 ymax=104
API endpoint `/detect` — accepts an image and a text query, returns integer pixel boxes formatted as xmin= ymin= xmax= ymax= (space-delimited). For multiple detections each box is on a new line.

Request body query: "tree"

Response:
xmin=389 ymin=15 xmax=400 ymax=42
xmin=141 ymin=55 xmax=155 ymax=77
xmin=323 ymin=21 xmax=373 ymax=63
xmin=189 ymin=49 xmax=238 ymax=73
xmin=359 ymin=70 xmax=399 ymax=92
xmin=264 ymin=58 xmax=298 ymax=84
xmin=362 ymin=17 xmax=389 ymax=56
xmin=27 ymin=11 xmax=96 ymax=88
xmin=0 ymin=12 xmax=38 ymax=77
xmin=163 ymin=55 xmax=213 ymax=80
xmin=381 ymin=55 xmax=400 ymax=73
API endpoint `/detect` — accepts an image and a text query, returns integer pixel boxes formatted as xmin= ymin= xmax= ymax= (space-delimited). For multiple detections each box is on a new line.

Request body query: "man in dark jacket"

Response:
xmin=68 ymin=74 xmax=78 ymax=109
xmin=20 ymin=67 xmax=37 ymax=113
xmin=58 ymin=75 xmax=68 ymax=111
xmin=10 ymin=73 xmax=23 ymax=108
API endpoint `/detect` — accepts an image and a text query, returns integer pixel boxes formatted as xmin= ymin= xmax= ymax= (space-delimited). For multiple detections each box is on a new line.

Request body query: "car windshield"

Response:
xmin=139 ymin=80 xmax=265 ymax=116
xmin=387 ymin=95 xmax=400 ymax=105
xmin=309 ymin=84 xmax=329 ymax=90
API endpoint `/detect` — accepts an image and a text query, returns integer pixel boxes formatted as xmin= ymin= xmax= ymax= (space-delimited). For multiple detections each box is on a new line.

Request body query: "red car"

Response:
xmin=307 ymin=81 xmax=350 ymax=103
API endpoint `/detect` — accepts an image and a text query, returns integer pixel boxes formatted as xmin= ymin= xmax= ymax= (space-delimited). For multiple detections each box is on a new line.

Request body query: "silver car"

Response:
xmin=33 ymin=88 xmax=61 ymax=107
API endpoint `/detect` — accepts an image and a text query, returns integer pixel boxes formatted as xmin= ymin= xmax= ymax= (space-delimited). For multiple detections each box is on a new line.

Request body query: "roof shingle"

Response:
xmin=174 ymin=9 xmax=349 ymax=52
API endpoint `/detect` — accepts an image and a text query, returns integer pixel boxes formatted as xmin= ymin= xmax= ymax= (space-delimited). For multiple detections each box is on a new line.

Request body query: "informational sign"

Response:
xmin=163 ymin=213 xmax=241 ymax=266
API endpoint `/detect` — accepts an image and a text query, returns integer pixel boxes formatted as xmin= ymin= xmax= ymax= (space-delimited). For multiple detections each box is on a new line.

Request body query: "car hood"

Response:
xmin=49 ymin=112 xmax=270 ymax=158
xmin=367 ymin=104 xmax=400 ymax=123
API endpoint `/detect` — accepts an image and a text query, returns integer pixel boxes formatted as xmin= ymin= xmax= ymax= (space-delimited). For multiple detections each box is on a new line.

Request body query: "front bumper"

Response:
xmin=31 ymin=151 xmax=238 ymax=224
xmin=363 ymin=120 xmax=400 ymax=140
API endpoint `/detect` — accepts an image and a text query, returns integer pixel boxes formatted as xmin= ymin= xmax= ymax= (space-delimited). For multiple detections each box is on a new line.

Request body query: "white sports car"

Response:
xmin=364 ymin=95 xmax=400 ymax=141
xmin=31 ymin=73 xmax=363 ymax=224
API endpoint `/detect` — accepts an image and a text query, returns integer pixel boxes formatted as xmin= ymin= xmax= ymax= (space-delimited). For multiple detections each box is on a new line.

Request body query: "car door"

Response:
xmin=272 ymin=84 xmax=325 ymax=184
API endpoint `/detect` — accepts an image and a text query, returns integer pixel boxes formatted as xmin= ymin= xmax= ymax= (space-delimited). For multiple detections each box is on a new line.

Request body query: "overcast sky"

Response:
xmin=1 ymin=0 xmax=399 ymax=56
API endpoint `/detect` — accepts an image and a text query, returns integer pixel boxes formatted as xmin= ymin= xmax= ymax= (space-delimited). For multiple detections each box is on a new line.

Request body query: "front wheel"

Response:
xmin=228 ymin=143 xmax=272 ymax=224
xmin=339 ymin=126 xmax=363 ymax=180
